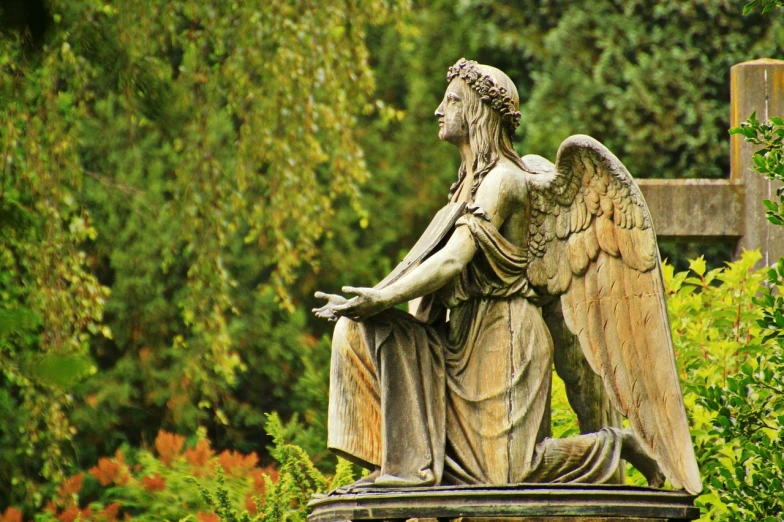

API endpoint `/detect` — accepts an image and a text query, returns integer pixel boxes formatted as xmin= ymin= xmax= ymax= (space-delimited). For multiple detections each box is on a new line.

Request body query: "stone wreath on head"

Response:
xmin=447 ymin=58 xmax=522 ymax=134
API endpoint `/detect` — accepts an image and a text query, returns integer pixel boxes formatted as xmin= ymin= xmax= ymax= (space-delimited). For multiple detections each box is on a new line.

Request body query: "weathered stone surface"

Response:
xmin=731 ymin=58 xmax=784 ymax=264
xmin=450 ymin=518 xmax=659 ymax=522
xmin=635 ymin=179 xmax=744 ymax=242
xmin=315 ymin=60 xmax=701 ymax=498
xmin=307 ymin=485 xmax=699 ymax=522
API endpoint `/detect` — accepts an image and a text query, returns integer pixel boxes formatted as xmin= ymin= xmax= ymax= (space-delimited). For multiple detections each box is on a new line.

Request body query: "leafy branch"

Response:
xmin=730 ymin=111 xmax=784 ymax=226
xmin=742 ymin=0 xmax=784 ymax=15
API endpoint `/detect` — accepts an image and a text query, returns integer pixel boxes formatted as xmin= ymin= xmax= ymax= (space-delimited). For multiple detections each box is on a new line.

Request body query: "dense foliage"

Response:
xmin=2 ymin=0 xmax=784 ymax=519
xmin=360 ymin=0 xmax=784 ymax=268
xmin=18 ymin=414 xmax=349 ymax=522
xmin=20 ymin=254 xmax=781 ymax=521
xmin=743 ymin=0 xmax=784 ymax=15
xmin=731 ymin=111 xmax=784 ymax=228
xmin=691 ymin=75 xmax=784 ymax=518
xmin=0 ymin=0 xmax=403 ymax=506
xmin=664 ymin=252 xmax=784 ymax=519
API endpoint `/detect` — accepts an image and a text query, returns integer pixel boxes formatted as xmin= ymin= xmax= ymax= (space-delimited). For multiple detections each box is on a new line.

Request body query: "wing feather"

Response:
xmin=583 ymin=224 xmax=600 ymax=260
xmin=557 ymin=209 xmax=570 ymax=239
xmin=596 ymin=215 xmax=619 ymax=256
xmin=526 ymin=134 xmax=702 ymax=494
xmin=567 ymin=233 xmax=590 ymax=275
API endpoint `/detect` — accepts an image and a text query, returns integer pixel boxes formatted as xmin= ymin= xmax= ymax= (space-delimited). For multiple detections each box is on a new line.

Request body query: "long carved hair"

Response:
xmin=447 ymin=64 xmax=529 ymax=202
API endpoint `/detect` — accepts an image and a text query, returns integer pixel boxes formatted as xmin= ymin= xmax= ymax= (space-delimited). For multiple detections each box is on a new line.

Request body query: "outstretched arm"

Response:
xmin=316 ymin=167 xmax=519 ymax=321
xmin=330 ymin=226 xmax=477 ymax=321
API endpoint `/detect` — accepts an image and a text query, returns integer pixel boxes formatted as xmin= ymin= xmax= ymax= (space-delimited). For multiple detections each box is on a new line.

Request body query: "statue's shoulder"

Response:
xmin=521 ymin=154 xmax=555 ymax=176
xmin=481 ymin=160 xmax=529 ymax=202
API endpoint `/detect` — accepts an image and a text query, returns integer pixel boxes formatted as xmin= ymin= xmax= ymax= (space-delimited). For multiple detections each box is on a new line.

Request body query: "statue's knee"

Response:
xmin=332 ymin=317 xmax=356 ymax=356
xmin=333 ymin=316 xmax=351 ymax=342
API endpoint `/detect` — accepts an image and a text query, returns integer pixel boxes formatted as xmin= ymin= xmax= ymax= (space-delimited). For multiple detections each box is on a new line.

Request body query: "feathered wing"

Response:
xmin=525 ymin=135 xmax=702 ymax=494
xmin=525 ymin=153 xmax=626 ymax=484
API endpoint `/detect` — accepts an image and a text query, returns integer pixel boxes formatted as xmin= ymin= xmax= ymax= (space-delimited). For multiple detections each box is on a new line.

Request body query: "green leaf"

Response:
xmin=0 ymin=308 xmax=40 ymax=338
xmin=27 ymin=354 xmax=94 ymax=388
xmin=689 ymin=256 xmax=707 ymax=276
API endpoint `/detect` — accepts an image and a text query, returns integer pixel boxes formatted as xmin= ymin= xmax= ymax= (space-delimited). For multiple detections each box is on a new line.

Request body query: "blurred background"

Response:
xmin=1 ymin=0 xmax=782 ymax=519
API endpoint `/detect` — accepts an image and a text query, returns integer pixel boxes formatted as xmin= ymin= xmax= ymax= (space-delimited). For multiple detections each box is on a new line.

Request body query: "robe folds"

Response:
xmin=328 ymin=211 xmax=623 ymax=486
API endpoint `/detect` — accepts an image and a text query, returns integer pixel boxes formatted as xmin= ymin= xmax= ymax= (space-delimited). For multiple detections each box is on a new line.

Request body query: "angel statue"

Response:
xmin=313 ymin=58 xmax=702 ymax=495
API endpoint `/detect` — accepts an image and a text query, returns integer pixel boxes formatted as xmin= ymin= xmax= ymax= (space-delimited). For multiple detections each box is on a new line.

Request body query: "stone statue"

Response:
xmin=313 ymin=58 xmax=702 ymax=495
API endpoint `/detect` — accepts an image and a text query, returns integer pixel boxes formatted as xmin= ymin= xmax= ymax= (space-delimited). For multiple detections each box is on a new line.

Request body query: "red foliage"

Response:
xmin=57 ymin=473 xmax=84 ymax=498
xmin=141 ymin=473 xmax=166 ymax=492
xmin=215 ymin=450 xmax=259 ymax=475
xmin=249 ymin=465 xmax=278 ymax=494
xmin=57 ymin=506 xmax=92 ymax=522
xmin=90 ymin=457 xmax=128 ymax=487
xmin=0 ymin=507 xmax=23 ymax=522
xmin=154 ymin=430 xmax=185 ymax=466
xmin=57 ymin=507 xmax=79 ymax=522
xmin=196 ymin=512 xmax=220 ymax=522
xmin=245 ymin=492 xmax=258 ymax=515
xmin=98 ymin=503 xmax=122 ymax=522
xmin=184 ymin=438 xmax=214 ymax=468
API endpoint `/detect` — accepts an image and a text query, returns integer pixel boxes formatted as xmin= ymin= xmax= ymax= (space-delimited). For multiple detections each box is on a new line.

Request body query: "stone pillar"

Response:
xmin=731 ymin=59 xmax=784 ymax=266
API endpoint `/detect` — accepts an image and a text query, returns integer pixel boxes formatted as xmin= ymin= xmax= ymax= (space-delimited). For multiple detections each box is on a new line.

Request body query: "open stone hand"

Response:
xmin=312 ymin=291 xmax=349 ymax=322
xmin=331 ymin=286 xmax=387 ymax=321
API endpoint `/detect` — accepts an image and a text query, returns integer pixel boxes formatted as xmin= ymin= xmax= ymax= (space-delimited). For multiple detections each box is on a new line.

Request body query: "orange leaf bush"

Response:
xmin=184 ymin=439 xmax=215 ymax=468
xmin=57 ymin=506 xmax=92 ymax=522
xmin=89 ymin=451 xmax=129 ymax=487
xmin=98 ymin=503 xmax=121 ymax=522
xmin=56 ymin=473 xmax=84 ymax=499
xmin=37 ymin=428 xmax=288 ymax=521
xmin=141 ymin=474 xmax=166 ymax=492
xmin=216 ymin=450 xmax=259 ymax=475
xmin=0 ymin=507 xmax=23 ymax=522
xmin=154 ymin=431 xmax=185 ymax=466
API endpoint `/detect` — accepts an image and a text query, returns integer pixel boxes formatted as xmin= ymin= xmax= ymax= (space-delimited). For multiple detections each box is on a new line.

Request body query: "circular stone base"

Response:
xmin=307 ymin=484 xmax=699 ymax=521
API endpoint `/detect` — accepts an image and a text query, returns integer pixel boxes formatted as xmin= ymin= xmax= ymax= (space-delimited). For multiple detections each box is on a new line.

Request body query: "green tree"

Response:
xmin=0 ymin=0 xmax=403 ymax=506
xmin=359 ymin=0 xmax=784 ymax=269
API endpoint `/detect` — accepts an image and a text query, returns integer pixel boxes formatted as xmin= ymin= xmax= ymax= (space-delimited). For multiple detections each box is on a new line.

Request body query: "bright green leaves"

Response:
xmin=663 ymin=251 xmax=784 ymax=519
xmin=0 ymin=18 xmax=112 ymax=497
xmin=754 ymin=258 xmax=784 ymax=343
xmin=689 ymin=256 xmax=707 ymax=277
xmin=188 ymin=414 xmax=355 ymax=522
xmin=730 ymin=111 xmax=784 ymax=227
xmin=695 ymin=353 xmax=784 ymax=519
xmin=742 ymin=0 xmax=784 ymax=15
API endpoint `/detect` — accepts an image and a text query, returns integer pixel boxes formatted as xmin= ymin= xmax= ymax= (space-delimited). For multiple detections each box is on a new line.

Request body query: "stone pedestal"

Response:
xmin=308 ymin=484 xmax=699 ymax=522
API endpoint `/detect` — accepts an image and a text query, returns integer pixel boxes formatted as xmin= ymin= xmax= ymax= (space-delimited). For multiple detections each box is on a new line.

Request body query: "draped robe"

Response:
xmin=328 ymin=200 xmax=624 ymax=486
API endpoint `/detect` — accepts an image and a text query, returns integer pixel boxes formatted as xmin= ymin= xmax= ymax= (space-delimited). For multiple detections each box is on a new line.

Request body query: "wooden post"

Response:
xmin=731 ymin=59 xmax=784 ymax=266
xmin=636 ymin=59 xmax=784 ymax=265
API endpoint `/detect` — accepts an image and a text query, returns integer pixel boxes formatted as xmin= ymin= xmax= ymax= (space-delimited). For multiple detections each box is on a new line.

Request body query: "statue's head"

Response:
xmin=435 ymin=58 xmax=521 ymax=146
xmin=436 ymin=58 xmax=526 ymax=200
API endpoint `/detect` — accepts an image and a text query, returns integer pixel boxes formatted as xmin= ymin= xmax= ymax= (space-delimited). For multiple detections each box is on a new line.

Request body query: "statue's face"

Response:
xmin=435 ymin=79 xmax=468 ymax=145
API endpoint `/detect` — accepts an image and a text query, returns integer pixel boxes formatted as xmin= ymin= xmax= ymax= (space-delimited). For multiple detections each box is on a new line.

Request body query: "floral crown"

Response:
xmin=446 ymin=58 xmax=522 ymax=133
